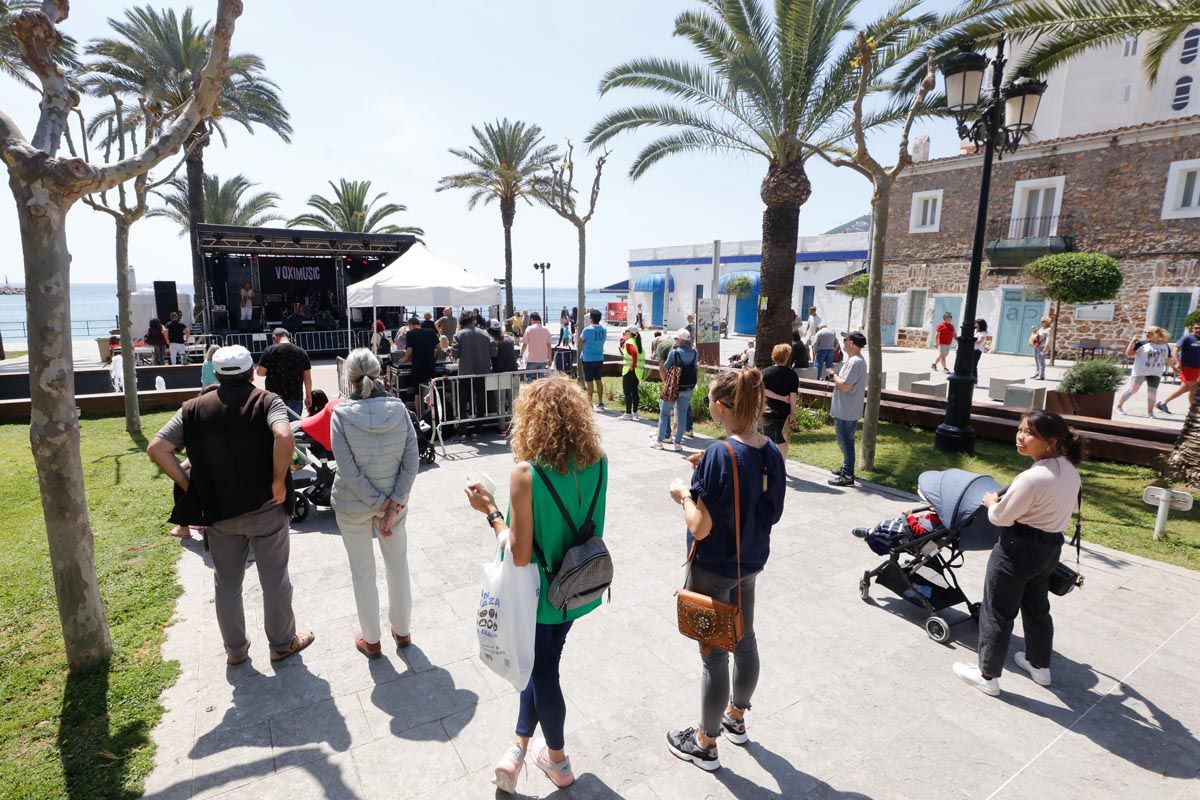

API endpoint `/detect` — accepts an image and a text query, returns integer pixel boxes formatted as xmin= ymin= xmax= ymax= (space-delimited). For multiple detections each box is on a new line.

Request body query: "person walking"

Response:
xmin=827 ymin=331 xmax=866 ymax=487
xmin=933 ymin=312 xmax=955 ymax=373
xmin=1118 ymin=326 xmax=1175 ymax=418
xmin=465 ymin=377 xmax=607 ymax=792
xmin=1157 ymin=320 xmax=1200 ymax=415
xmin=665 ymin=367 xmax=786 ymax=771
xmin=972 ymin=319 xmax=990 ymax=383
xmin=1030 ymin=317 xmax=1052 ymax=380
xmin=578 ymin=309 xmax=608 ymax=410
xmin=146 ymin=345 xmax=314 ymax=665
xmin=330 ymin=349 xmax=420 ymax=658
xmin=655 ymin=329 xmax=699 ymax=452
xmin=257 ymin=328 xmax=313 ymax=418
xmin=165 ymin=311 xmax=189 ymax=365
xmin=954 ymin=411 xmax=1084 ymax=696
xmin=635 ymin=303 xmax=645 ymax=330
xmin=761 ymin=344 xmax=799 ymax=460
xmin=812 ymin=324 xmax=837 ymax=379
xmin=619 ymin=325 xmax=646 ymax=420
xmin=520 ymin=312 xmax=553 ymax=371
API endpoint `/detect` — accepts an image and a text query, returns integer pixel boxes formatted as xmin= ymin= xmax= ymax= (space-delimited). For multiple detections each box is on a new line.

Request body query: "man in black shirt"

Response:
xmin=256 ymin=328 xmax=312 ymax=417
xmin=165 ymin=311 xmax=189 ymax=364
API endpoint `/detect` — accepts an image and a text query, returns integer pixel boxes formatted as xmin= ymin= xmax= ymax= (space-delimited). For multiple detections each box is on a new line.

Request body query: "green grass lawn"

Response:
xmin=601 ymin=377 xmax=1200 ymax=571
xmin=0 ymin=412 xmax=181 ymax=800
xmin=1 ymin=350 xmax=27 ymax=360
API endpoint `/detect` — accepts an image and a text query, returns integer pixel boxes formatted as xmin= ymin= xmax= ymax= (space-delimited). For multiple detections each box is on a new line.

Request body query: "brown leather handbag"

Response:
xmin=661 ymin=365 xmax=681 ymax=403
xmin=676 ymin=440 xmax=744 ymax=653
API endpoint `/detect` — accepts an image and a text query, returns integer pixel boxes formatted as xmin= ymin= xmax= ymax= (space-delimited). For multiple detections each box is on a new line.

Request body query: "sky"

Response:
xmin=0 ymin=0 xmax=964 ymax=290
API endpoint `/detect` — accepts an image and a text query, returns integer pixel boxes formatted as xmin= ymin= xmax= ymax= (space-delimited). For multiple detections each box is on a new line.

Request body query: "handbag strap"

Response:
xmin=530 ymin=459 xmax=605 ymax=571
xmin=725 ymin=440 xmax=743 ymax=612
xmin=1070 ymin=487 xmax=1082 ymax=565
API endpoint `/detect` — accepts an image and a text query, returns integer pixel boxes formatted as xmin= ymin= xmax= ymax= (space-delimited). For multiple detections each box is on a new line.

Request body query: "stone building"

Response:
xmin=881 ymin=115 xmax=1200 ymax=357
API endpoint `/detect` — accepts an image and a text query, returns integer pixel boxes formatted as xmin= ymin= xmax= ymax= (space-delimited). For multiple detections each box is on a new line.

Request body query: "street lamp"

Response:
xmin=935 ymin=37 xmax=1047 ymax=454
xmin=533 ymin=261 xmax=550 ymax=323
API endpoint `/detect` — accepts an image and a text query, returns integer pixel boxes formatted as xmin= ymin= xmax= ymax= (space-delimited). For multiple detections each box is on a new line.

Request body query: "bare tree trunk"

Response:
xmin=757 ymin=203 xmax=801 ymax=368
xmin=861 ymin=179 xmax=891 ymax=472
xmin=501 ymin=197 xmax=515 ymax=317
xmin=114 ymin=221 xmax=140 ymax=433
xmin=1168 ymin=391 xmax=1200 ymax=489
xmin=16 ymin=186 xmax=113 ymax=672
xmin=186 ymin=129 xmax=207 ymax=320
xmin=1048 ymin=299 xmax=1061 ymax=366
xmin=576 ymin=222 xmax=587 ymax=387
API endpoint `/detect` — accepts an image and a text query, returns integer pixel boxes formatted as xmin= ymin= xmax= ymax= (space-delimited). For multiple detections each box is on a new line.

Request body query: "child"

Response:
xmin=200 ymin=344 xmax=220 ymax=387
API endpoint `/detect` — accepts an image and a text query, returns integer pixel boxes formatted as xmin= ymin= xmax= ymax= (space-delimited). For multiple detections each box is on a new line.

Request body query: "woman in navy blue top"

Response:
xmin=665 ymin=367 xmax=786 ymax=771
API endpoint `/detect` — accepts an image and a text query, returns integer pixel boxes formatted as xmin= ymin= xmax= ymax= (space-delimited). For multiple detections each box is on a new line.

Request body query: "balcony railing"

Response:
xmin=987 ymin=214 xmax=1074 ymax=240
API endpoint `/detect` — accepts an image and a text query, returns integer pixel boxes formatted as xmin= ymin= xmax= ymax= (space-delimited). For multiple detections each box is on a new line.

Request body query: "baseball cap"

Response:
xmin=488 ymin=319 xmax=503 ymax=332
xmin=674 ymin=327 xmax=692 ymax=341
xmin=272 ymin=327 xmax=289 ymax=338
xmin=626 ymin=325 xmax=640 ymax=334
xmin=843 ymin=331 xmax=866 ymax=347
xmin=212 ymin=345 xmax=254 ymax=375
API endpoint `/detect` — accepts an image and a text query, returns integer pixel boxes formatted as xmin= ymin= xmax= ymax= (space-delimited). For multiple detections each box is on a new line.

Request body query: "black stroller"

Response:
xmin=858 ymin=469 xmax=1002 ymax=643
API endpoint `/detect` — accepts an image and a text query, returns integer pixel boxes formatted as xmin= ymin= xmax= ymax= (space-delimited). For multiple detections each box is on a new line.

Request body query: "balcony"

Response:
xmin=984 ymin=214 xmax=1075 ymax=270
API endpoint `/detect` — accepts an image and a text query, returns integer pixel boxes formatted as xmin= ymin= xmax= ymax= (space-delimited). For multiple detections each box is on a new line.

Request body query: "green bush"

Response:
xmin=1059 ymin=358 xmax=1124 ymax=395
xmin=790 ymin=405 xmax=830 ymax=430
xmin=637 ymin=378 xmax=661 ymax=413
xmin=690 ymin=372 xmax=712 ymax=423
xmin=1186 ymin=309 xmax=1200 ymax=328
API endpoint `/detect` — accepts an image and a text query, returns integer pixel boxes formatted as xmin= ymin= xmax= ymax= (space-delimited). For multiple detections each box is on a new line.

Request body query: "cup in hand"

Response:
xmin=467 ymin=471 xmax=496 ymax=497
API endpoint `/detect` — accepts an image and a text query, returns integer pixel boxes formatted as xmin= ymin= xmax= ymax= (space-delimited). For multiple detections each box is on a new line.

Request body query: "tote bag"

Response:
xmin=476 ymin=531 xmax=540 ymax=690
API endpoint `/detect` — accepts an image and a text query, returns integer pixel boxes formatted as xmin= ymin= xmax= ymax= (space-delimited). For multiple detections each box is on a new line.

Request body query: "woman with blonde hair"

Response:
xmin=665 ymin=368 xmax=786 ymax=770
xmin=200 ymin=344 xmax=221 ymax=387
xmin=465 ymin=376 xmax=608 ymax=793
xmin=330 ymin=348 xmax=419 ymax=658
xmin=1117 ymin=325 xmax=1176 ymax=418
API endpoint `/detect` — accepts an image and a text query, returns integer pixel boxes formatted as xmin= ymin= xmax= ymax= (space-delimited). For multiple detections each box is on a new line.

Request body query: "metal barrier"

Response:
xmin=220 ymin=329 xmax=371 ymax=355
xmin=429 ymin=368 xmax=554 ymax=456
xmin=336 ymin=357 xmax=349 ymax=398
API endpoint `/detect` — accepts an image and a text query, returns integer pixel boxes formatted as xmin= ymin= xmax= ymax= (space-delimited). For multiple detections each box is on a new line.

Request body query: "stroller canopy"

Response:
xmin=917 ymin=469 xmax=1004 ymax=532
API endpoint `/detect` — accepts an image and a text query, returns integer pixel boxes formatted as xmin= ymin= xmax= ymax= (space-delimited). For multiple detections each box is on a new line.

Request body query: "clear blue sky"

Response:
xmin=0 ymin=0 xmax=963 ymax=290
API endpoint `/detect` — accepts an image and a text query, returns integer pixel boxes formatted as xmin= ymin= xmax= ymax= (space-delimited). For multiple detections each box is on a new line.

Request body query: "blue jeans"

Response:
xmin=834 ymin=417 xmax=857 ymax=477
xmin=515 ymin=621 xmax=574 ymax=750
xmin=815 ymin=349 xmax=835 ymax=377
xmin=685 ymin=402 xmax=693 ymax=433
xmin=284 ymin=399 xmax=304 ymax=419
xmin=658 ymin=388 xmax=694 ymax=444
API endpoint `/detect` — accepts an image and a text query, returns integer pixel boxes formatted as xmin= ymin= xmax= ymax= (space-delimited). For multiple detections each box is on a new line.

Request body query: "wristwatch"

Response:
xmin=485 ymin=510 xmax=504 ymax=528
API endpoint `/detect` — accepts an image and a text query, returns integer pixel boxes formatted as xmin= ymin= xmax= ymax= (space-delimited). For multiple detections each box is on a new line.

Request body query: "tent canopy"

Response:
xmin=633 ymin=273 xmax=674 ymax=292
xmin=345 ymin=243 xmax=501 ymax=308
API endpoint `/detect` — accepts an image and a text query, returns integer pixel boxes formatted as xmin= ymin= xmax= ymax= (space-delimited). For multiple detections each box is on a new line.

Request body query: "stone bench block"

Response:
xmin=898 ymin=371 xmax=930 ymax=393
xmin=909 ymin=380 xmax=948 ymax=399
xmin=1003 ymin=384 xmax=1046 ymax=411
xmin=988 ymin=377 xmax=1024 ymax=402
xmin=795 ymin=367 xmax=819 ymax=380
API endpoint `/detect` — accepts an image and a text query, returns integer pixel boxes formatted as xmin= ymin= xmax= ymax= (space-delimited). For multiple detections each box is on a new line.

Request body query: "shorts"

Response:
xmin=1182 ymin=366 xmax=1200 ymax=383
xmin=762 ymin=417 xmax=788 ymax=444
xmin=581 ymin=360 xmax=604 ymax=382
xmin=938 ymin=344 xmax=952 ymax=357
xmin=1134 ymin=374 xmax=1162 ymax=389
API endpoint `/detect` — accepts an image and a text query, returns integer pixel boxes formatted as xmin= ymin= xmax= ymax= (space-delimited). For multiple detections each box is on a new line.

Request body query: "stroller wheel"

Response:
xmin=970 ymin=602 xmax=981 ymax=619
xmin=859 ymin=572 xmax=871 ymax=602
xmin=291 ymin=493 xmax=310 ymax=523
xmin=925 ymin=616 xmax=950 ymax=643
xmin=420 ymin=440 xmax=436 ymax=465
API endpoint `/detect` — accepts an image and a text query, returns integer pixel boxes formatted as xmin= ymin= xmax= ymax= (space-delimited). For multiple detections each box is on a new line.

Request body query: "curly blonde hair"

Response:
xmin=510 ymin=376 xmax=603 ymax=474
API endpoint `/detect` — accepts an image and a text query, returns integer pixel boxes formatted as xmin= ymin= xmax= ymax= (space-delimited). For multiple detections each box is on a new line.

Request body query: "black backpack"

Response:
xmin=531 ymin=460 xmax=613 ymax=619
xmin=377 ymin=333 xmax=392 ymax=355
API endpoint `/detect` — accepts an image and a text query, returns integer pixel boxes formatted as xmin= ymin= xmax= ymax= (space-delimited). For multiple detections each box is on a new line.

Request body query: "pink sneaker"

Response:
xmin=493 ymin=743 xmax=525 ymax=794
xmin=532 ymin=739 xmax=575 ymax=788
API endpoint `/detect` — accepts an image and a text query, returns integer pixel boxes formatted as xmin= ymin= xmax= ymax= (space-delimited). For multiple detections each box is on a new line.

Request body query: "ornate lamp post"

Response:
xmin=935 ymin=37 xmax=1047 ymax=454
xmin=533 ymin=261 xmax=551 ymax=322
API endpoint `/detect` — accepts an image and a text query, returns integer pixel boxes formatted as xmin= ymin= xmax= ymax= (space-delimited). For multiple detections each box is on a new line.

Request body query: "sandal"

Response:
xmin=270 ymin=630 xmax=315 ymax=662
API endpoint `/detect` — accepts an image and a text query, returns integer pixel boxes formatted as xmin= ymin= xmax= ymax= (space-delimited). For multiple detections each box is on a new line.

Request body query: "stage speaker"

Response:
xmin=211 ymin=309 xmax=229 ymax=330
xmin=153 ymin=280 xmax=178 ymax=321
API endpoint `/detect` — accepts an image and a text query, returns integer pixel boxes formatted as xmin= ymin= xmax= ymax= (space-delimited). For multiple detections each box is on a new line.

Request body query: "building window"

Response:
xmin=908 ymin=189 xmax=943 ymax=233
xmin=1183 ymin=29 xmax=1200 ymax=64
xmin=1173 ymin=76 xmax=1193 ymax=110
xmin=905 ymin=289 xmax=928 ymax=327
xmin=1162 ymin=158 xmax=1200 ymax=219
xmin=1114 ymin=83 xmax=1131 ymax=104
xmin=1123 ymin=37 xmax=1138 ymax=58
xmin=1011 ymin=176 xmax=1065 ymax=237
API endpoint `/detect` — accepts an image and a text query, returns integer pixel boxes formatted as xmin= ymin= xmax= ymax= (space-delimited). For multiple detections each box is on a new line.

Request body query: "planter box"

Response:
xmin=1045 ymin=389 xmax=1114 ymax=420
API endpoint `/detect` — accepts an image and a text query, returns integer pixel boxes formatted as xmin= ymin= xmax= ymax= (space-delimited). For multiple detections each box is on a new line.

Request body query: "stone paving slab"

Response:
xmin=142 ymin=409 xmax=1200 ymax=799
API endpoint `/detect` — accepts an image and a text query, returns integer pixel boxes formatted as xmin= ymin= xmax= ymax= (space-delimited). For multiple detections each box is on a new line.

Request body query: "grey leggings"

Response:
xmin=686 ymin=565 xmax=759 ymax=738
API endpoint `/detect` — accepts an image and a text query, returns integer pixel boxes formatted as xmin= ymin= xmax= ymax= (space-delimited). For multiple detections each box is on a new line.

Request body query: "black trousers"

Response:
xmin=977 ymin=524 xmax=1064 ymax=677
xmin=622 ymin=371 xmax=639 ymax=414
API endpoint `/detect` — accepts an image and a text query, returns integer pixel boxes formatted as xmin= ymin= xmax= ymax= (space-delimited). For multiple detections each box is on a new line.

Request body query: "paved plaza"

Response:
xmin=139 ymin=392 xmax=1200 ymax=800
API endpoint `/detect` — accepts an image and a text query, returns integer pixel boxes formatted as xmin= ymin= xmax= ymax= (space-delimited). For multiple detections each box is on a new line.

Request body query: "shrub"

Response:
xmin=790 ymin=405 xmax=829 ymax=430
xmin=638 ymin=378 xmax=661 ymax=413
xmin=1024 ymin=252 xmax=1123 ymax=304
xmin=1186 ymin=309 xmax=1200 ymax=328
xmin=690 ymin=372 xmax=712 ymax=423
xmin=1058 ymin=359 xmax=1124 ymax=395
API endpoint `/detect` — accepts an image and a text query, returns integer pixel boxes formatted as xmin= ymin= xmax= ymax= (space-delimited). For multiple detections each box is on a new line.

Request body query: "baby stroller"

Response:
xmin=858 ymin=469 xmax=1003 ymax=643
xmin=289 ymin=391 xmax=338 ymax=523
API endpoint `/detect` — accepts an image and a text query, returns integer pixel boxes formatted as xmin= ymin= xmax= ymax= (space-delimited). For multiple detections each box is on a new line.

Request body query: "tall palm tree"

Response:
xmin=587 ymin=0 xmax=922 ymax=364
xmin=85 ymin=5 xmax=291 ymax=311
xmin=149 ymin=172 xmax=284 ymax=233
xmin=437 ymin=119 xmax=559 ymax=316
xmin=288 ymin=179 xmax=425 ymax=236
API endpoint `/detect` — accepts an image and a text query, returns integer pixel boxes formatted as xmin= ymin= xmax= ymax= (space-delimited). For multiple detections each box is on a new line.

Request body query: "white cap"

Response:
xmin=674 ymin=328 xmax=692 ymax=341
xmin=212 ymin=345 xmax=254 ymax=375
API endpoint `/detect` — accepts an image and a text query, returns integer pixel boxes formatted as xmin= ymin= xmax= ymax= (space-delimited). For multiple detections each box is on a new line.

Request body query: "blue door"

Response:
xmin=881 ymin=296 xmax=898 ymax=346
xmin=652 ymin=288 xmax=665 ymax=326
xmin=1155 ymin=292 xmax=1193 ymax=339
xmin=997 ymin=289 xmax=1044 ymax=355
xmin=800 ymin=285 xmax=815 ymax=315
xmin=734 ymin=292 xmax=760 ymax=335
xmin=928 ymin=296 xmax=963 ymax=346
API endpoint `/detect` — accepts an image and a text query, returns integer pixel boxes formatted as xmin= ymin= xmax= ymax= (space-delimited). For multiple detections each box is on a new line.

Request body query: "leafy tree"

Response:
xmin=86 ymin=5 xmax=291 ymax=314
xmin=1025 ymin=252 xmax=1123 ymax=364
xmin=586 ymin=0 xmax=927 ymax=367
xmin=723 ymin=274 xmax=753 ymax=339
xmin=149 ymin=172 xmax=284 ymax=233
xmin=288 ymin=179 xmax=424 ymax=236
xmin=437 ymin=119 xmax=559 ymax=316
xmin=839 ymin=272 xmax=871 ymax=328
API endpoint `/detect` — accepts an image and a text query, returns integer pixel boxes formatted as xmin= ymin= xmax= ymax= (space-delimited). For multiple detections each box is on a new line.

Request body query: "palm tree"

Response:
xmin=149 ymin=173 xmax=284 ymax=233
xmin=586 ymin=0 xmax=924 ymax=365
xmin=288 ymin=179 xmax=424 ymax=236
xmin=85 ymin=5 xmax=291 ymax=312
xmin=437 ymin=119 xmax=559 ymax=316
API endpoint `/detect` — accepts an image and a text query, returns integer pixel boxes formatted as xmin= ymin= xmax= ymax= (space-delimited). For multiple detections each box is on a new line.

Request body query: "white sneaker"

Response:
xmin=1013 ymin=651 xmax=1052 ymax=686
xmin=651 ymin=439 xmax=664 ymax=449
xmin=673 ymin=443 xmax=683 ymax=452
xmin=953 ymin=662 xmax=999 ymax=696
xmin=494 ymin=743 xmax=525 ymax=793
xmin=618 ymin=413 xmax=632 ymax=420
xmin=631 ymin=414 xmax=641 ymax=421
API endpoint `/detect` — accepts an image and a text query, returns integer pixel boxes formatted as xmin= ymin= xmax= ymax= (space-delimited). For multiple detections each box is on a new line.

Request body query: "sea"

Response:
xmin=0 ymin=283 xmax=616 ymax=347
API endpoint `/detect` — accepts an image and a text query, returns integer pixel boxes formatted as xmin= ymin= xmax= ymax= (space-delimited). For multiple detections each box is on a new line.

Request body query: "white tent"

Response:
xmin=345 ymin=243 xmax=501 ymax=309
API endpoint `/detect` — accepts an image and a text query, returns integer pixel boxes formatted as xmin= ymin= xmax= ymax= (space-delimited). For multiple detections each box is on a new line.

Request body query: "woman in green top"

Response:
xmin=466 ymin=376 xmax=607 ymax=793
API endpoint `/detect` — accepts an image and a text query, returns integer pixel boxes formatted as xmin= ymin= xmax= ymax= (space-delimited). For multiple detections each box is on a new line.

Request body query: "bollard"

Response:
xmin=1142 ymin=486 xmax=1194 ymax=541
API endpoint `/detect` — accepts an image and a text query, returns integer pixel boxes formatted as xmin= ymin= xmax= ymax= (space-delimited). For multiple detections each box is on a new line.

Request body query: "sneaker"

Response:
xmin=1156 ymin=402 xmax=1171 ymax=415
xmin=531 ymin=739 xmax=574 ymax=788
xmin=651 ymin=439 xmax=664 ymax=449
xmin=673 ymin=442 xmax=683 ymax=452
xmin=631 ymin=414 xmax=641 ymax=421
xmin=830 ymin=466 xmax=846 ymax=476
xmin=720 ymin=713 xmax=748 ymax=745
xmin=685 ymin=430 xmax=694 ymax=437
xmin=851 ymin=527 xmax=870 ymax=539
xmin=953 ymin=662 xmax=1000 ymax=696
xmin=666 ymin=727 xmax=720 ymax=771
xmin=270 ymin=630 xmax=315 ymax=662
xmin=1013 ymin=651 xmax=1052 ymax=686
xmin=828 ymin=474 xmax=854 ymax=487
xmin=618 ymin=413 xmax=632 ymax=420
xmin=493 ymin=743 xmax=526 ymax=794
xmin=931 ymin=362 xmax=938 ymax=370
xmin=1116 ymin=406 xmax=1127 ymax=415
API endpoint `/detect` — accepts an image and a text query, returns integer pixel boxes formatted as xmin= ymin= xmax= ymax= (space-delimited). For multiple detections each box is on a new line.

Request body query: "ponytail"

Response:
xmin=1022 ymin=410 xmax=1086 ymax=465
xmin=345 ymin=347 xmax=382 ymax=400
xmin=711 ymin=367 xmax=765 ymax=432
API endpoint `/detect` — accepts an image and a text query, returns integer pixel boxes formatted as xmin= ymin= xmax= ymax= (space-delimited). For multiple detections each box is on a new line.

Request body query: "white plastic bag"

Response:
xmin=476 ymin=531 xmax=539 ymax=690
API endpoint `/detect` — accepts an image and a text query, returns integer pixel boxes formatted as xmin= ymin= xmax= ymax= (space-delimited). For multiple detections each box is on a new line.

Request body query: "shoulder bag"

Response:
xmin=661 ymin=358 xmax=681 ymax=403
xmin=676 ymin=440 xmax=744 ymax=652
xmin=1049 ymin=489 xmax=1085 ymax=596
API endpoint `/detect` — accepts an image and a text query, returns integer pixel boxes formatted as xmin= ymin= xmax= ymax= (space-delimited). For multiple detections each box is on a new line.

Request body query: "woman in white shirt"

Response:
xmin=1117 ymin=326 xmax=1175 ymax=418
xmin=971 ymin=318 xmax=990 ymax=382
xmin=954 ymin=410 xmax=1084 ymax=697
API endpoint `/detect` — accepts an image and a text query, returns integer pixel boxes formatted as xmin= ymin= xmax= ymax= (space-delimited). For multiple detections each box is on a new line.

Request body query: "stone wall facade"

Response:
xmin=882 ymin=119 xmax=1200 ymax=355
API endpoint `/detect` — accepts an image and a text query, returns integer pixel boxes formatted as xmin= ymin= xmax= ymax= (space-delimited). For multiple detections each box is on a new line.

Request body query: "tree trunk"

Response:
xmin=756 ymin=203 xmax=801 ymax=368
xmin=576 ymin=222 xmax=587 ymax=387
xmin=185 ymin=127 xmax=207 ymax=322
xmin=14 ymin=182 xmax=113 ymax=673
xmin=114 ymin=221 xmax=140 ymax=434
xmin=861 ymin=179 xmax=891 ymax=472
xmin=1168 ymin=390 xmax=1200 ymax=489
xmin=723 ymin=293 xmax=731 ymax=338
xmin=501 ymin=197 xmax=516 ymax=317
xmin=1049 ymin=300 xmax=1061 ymax=366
